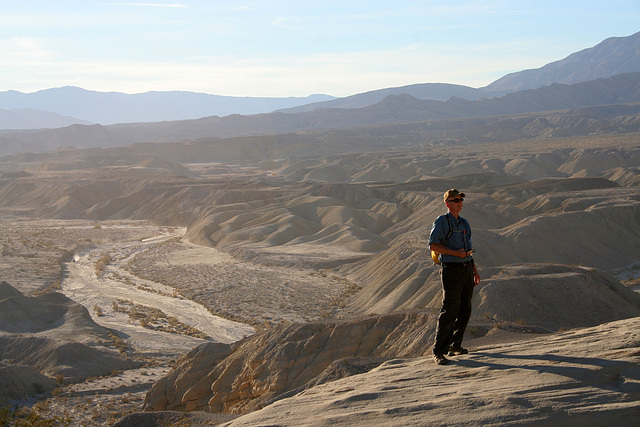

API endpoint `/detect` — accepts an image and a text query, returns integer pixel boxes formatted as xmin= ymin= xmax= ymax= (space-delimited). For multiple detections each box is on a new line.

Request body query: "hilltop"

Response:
xmin=214 ymin=316 xmax=640 ymax=426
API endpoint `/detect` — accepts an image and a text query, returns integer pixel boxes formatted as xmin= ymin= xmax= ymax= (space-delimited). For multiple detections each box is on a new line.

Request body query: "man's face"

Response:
xmin=446 ymin=197 xmax=464 ymax=214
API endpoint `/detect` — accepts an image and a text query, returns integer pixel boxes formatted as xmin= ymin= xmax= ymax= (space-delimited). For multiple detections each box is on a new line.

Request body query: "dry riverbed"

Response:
xmin=0 ymin=219 xmax=360 ymax=425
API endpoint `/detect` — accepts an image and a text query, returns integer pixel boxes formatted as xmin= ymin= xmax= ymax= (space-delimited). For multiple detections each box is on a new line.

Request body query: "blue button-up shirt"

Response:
xmin=428 ymin=213 xmax=473 ymax=263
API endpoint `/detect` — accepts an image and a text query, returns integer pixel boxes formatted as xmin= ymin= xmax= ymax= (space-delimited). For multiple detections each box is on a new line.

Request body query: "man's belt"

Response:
xmin=442 ymin=261 xmax=474 ymax=267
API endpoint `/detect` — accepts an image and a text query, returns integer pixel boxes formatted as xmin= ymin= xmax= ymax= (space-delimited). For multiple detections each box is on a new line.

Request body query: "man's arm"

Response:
xmin=429 ymin=242 xmax=467 ymax=258
xmin=472 ymin=262 xmax=481 ymax=286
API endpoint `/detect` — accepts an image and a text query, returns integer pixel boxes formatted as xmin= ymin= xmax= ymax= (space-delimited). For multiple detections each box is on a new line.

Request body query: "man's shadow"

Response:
xmin=453 ymin=351 xmax=639 ymax=394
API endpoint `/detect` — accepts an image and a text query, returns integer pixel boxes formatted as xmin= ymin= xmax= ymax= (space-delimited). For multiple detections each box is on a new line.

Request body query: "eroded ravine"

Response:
xmin=60 ymin=227 xmax=254 ymax=357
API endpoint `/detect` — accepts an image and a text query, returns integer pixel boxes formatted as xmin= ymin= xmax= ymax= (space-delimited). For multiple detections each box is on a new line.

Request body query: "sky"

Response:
xmin=1 ymin=1 xmax=639 ymax=98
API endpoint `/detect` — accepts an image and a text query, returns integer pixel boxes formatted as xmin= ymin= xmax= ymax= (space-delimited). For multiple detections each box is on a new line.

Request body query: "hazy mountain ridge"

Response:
xmin=276 ymin=83 xmax=484 ymax=113
xmin=485 ymin=31 xmax=640 ymax=93
xmin=1 ymin=72 xmax=639 ymax=157
xmin=0 ymin=87 xmax=335 ymax=126
xmin=279 ymin=31 xmax=640 ymax=113
xmin=1 ymin=32 xmax=638 ymax=131
xmin=0 ymin=108 xmax=92 ymax=130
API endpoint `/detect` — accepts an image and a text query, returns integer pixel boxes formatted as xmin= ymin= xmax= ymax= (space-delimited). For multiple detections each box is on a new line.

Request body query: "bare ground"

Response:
xmin=0 ymin=219 xmax=360 ymax=425
xmin=0 ymin=133 xmax=638 ymax=424
xmin=124 ymin=238 xmax=361 ymax=327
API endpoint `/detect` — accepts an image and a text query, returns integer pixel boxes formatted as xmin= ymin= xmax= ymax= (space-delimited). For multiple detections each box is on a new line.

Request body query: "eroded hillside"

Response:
xmin=1 ymin=132 xmax=639 ymax=424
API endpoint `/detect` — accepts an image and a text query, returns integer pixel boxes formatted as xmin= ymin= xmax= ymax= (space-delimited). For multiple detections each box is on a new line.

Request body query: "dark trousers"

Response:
xmin=433 ymin=262 xmax=475 ymax=355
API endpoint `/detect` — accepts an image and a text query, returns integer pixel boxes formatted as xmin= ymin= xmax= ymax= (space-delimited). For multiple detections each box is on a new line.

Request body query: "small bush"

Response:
xmin=94 ymin=254 xmax=113 ymax=276
xmin=93 ymin=305 xmax=104 ymax=317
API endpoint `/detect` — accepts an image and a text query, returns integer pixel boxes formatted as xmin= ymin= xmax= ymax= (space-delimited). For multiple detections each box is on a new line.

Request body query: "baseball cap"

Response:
xmin=443 ymin=189 xmax=465 ymax=202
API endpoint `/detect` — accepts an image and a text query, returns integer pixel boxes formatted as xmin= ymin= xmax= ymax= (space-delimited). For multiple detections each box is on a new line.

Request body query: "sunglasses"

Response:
xmin=447 ymin=198 xmax=464 ymax=203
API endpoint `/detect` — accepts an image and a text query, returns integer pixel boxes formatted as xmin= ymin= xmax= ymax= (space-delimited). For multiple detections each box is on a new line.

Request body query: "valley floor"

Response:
xmin=0 ymin=219 xmax=364 ymax=424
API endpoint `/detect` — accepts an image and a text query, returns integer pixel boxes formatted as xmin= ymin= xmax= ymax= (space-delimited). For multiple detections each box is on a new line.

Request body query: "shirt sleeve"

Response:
xmin=428 ymin=215 xmax=445 ymax=245
xmin=463 ymin=217 xmax=472 ymax=249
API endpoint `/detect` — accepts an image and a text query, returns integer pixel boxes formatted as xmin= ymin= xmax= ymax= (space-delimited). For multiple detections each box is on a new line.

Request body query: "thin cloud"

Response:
xmin=111 ymin=3 xmax=188 ymax=7
xmin=0 ymin=37 xmax=53 ymax=62
xmin=1 ymin=41 xmax=558 ymax=96
xmin=272 ymin=17 xmax=302 ymax=31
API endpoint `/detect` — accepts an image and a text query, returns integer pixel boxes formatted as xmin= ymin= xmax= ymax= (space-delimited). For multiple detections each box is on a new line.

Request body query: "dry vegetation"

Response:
xmin=112 ymin=298 xmax=209 ymax=339
xmin=124 ymin=238 xmax=362 ymax=326
xmin=0 ymin=367 xmax=169 ymax=426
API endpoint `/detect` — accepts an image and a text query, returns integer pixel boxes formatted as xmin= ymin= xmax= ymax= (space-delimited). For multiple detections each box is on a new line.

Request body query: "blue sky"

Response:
xmin=1 ymin=1 xmax=638 ymax=97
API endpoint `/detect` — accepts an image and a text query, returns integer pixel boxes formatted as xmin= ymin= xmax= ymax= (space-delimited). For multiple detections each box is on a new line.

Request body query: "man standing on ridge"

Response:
xmin=429 ymin=189 xmax=481 ymax=365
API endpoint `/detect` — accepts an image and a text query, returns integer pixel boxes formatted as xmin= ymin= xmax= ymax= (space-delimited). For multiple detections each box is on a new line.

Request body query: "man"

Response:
xmin=428 ymin=189 xmax=481 ymax=365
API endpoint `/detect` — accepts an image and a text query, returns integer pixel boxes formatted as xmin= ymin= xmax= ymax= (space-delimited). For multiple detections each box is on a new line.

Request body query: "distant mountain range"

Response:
xmin=0 ymin=31 xmax=638 ymax=130
xmin=276 ymin=83 xmax=485 ymax=113
xmin=282 ymin=31 xmax=640 ymax=113
xmin=0 ymin=108 xmax=92 ymax=129
xmin=484 ymin=31 xmax=640 ymax=93
xmin=1 ymin=71 xmax=639 ymax=157
xmin=0 ymin=88 xmax=335 ymax=127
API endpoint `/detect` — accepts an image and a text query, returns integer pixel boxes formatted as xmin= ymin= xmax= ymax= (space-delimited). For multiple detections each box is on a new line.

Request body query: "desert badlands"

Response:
xmin=0 ymin=126 xmax=638 ymax=425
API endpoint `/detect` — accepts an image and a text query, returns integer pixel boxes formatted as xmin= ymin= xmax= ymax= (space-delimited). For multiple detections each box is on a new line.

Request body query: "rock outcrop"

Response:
xmin=220 ymin=317 xmax=640 ymax=426
xmin=144 ymin=311 xmax=435 ymax=414
xmin=143 ymin=342 xmax=233 ymax=412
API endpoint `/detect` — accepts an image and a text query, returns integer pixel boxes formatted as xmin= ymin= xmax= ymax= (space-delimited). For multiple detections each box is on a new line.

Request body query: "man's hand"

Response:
xmin=453 ymin=249 xmax=467 ymax=258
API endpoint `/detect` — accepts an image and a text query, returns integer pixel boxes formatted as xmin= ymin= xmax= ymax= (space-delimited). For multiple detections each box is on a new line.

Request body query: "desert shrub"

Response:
xmin=54 ymin=374 xmax=64 ymax=385
xmin=93 ymin=305 xmax=104 ymax=317
xmin=622 ymin=277 xmax=640 ymax=287
xmin=107 ymin=330 xmax=128 ymax=354
xmin=94 ymin=254 xmax=112 ymax=276
xmin=0 ymin=406 xmax=10 ymax=425
xmin=0 ymin=404 xmax=69 ymax=426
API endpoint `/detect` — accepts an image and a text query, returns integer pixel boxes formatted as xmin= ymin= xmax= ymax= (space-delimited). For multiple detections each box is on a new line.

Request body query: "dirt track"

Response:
xmin=60 ymin=228 xmax=254 ymax=356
